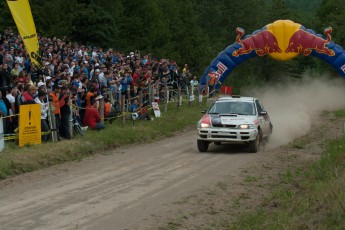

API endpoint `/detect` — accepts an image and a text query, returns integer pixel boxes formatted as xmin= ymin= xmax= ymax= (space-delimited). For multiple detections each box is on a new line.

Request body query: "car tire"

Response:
xmin=197 ymin=140 xmax=209 ymax=152
xmin=249 ymin=130 xmax=262 ymax=153
xmin=214 ymin=142 xmax=221 ymax=145
xmin=249 ymin=136 xmax=259 ymax=153
xmin=265 ymin=124 xmax=273 ymax=141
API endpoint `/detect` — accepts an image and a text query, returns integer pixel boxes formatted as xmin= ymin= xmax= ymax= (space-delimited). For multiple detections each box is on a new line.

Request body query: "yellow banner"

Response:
xmin=19 ymin=104 xmax=41 ymax=147
xmin=7 ymin=0 xmax=42 ymax=69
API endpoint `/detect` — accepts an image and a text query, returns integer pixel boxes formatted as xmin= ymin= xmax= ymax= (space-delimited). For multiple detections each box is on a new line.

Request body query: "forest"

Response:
xmin=0 ymin=0 xmax=343 ymax=89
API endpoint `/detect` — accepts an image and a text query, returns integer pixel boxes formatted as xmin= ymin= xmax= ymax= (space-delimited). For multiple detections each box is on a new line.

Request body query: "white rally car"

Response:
xmin=197 ymin=96 xmax=273 ymax=153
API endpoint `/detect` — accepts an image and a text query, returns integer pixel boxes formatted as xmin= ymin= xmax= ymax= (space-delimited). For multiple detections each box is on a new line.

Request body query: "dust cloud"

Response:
xmin=243 ymin=74 xmax=345 ymax=148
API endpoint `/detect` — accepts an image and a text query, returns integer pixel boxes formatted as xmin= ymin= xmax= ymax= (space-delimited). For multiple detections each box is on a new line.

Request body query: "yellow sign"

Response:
xmin=19 ymin=104 xmax=41 ymax=147
xmin=7 ymin=0 xmax=42 ymax=69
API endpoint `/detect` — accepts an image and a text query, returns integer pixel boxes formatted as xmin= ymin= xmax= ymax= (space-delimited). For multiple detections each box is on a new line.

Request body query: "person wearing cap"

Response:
xmin=37 ymin=81 xmax=45 ymax=88
xmin=82 ymin=60 xmax=90 ymax=78
xmin=43 ymin=61 xmax=52 ymax=77
xmin=89 ymin=63 xmax=100 ymax=80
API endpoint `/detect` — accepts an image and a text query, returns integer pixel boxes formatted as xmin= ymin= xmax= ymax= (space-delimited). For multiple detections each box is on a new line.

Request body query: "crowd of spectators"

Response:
xmin=0 ymin=27 xmax=199 ymax=141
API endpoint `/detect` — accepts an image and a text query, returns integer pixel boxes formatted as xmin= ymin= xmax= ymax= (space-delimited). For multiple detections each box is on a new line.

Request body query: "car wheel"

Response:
xmin=249 ymin=135 xmax=259 ymax=153
xmin=214 ymin=142 xmax=221 ymax=145
xmin=197 ymin=140 xmax=209 ymax=152
xmin=265 ymin=124 xmax=273 ymax=141
xmin=249 ymin=129 xmax=262 ymax=153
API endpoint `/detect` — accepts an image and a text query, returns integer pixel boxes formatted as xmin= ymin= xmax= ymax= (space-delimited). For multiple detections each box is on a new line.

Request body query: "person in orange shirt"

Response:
xmin=207 ymin=71 xmax=216 ymax=97
xmin=49 ymin=84 xmax=62 ymax=141
xmin=104 ymin=98 xmax=111 ymax=118
xmin=85 ymin=86 xmax=97 ymax=107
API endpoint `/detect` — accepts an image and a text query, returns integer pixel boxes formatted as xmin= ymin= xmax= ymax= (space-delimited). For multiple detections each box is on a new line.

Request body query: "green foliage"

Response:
xmin=316 ymin=0 xmax=345 ymax=47
xmin=2 ymin=0 xmax=343 ymax=87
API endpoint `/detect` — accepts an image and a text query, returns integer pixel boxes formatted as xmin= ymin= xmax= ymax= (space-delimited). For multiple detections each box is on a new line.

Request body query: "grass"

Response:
xmin=227 ymin=112 xmax=345 ymax=229
xmin=156 ymin=109 xmax=345 ymax=230
xmin=0 ymin=100 xmax=207 ymax=179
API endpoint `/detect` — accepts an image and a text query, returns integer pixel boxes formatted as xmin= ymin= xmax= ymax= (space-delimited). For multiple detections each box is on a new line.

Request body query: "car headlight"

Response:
xmin=198 ymin=114 xmax=212 ymax=128
xmin=201 ymin=123 xmax=210 ymax=128
xmin=239 ymin=124 xmax=255 ymax=129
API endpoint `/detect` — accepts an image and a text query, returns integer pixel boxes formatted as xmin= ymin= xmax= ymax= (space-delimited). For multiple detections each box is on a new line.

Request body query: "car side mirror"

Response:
xmin=260 ymin=111 xmax=267 ymax=115
xmin=201 ymin=110 xmax=207 ymax=114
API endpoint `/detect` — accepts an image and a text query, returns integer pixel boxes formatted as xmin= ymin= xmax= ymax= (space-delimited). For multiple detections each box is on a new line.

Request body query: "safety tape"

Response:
xmin=0 ymin=113 xmax=19 ymax=119
xmin=3 ymin=130 xmax=52 ymax=141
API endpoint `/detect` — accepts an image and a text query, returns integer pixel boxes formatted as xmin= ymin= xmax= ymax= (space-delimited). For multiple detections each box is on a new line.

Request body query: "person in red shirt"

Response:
xmin=83 ymin=98 xmax=104 ymax=130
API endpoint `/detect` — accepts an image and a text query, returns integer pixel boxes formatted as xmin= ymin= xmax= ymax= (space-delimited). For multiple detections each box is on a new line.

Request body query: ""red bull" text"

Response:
xmin=212 ymin=62 xmax=227 ymax=81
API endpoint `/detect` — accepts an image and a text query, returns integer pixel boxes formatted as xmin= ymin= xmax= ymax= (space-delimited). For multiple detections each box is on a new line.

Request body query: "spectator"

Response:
xmin=130 ymin=99 xmax=152 ymax=120
xmin=59 ymin=86 xmax=71 ymax=140
xmin=35 ymin=90 xmax=49 ymax=142
xmin=0 ymin=90 xmax=10 ymax=133
xmin=49 ymin=84 xmax=62 ymax=141
xmin=138 ymin=102 xmax=152 ymax=120
xmin=21 ymin=85 xmax=37 ymax=104
xmin=207 ymin=70 xmax=216 ymax=97
xmin=10 ymin=62 xmax=20 ymax=78
xmin=83 ymin=98 xmax=104 ymax=130
xmin=120 ymin=69 xmax=132 ymax=98
xmin=6 ymin=85 xmax=17 ymax=132
xmin=0 ymin=63 xmax=11 ymax=94
xmin=190 ymin=75 xmax=199 ymax=95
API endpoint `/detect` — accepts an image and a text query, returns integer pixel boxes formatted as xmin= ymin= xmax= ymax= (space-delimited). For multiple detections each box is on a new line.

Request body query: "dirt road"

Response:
xmin=1 ymin=76 xmax=344 ymax=230
xmin=0 ymin=126 xmax=288 ymax=230
xmin=0 ymin=108 xmax=343 ymax=230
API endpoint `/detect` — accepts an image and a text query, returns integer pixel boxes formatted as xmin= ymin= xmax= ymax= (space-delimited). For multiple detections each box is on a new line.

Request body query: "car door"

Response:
xmin=255 ymin=99 xmax=269 ymax=135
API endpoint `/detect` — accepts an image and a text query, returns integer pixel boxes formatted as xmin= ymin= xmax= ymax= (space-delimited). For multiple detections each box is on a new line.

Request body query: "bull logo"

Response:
xmin=285 ymin=27 xmax=335 ymax=56
xmin=232 ymin=28 xmax=282 ymax=57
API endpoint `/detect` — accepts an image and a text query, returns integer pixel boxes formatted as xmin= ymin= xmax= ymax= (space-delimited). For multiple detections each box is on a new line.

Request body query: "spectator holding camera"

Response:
xmin=130 ymin=99 xmax=152 ymax=121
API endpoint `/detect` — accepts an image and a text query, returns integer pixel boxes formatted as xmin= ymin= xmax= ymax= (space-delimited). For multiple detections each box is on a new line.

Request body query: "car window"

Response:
xmin=209 ymin=101 xmax=255 ymax=115
xmin=255 ymin=100 xmax=264 ymax=114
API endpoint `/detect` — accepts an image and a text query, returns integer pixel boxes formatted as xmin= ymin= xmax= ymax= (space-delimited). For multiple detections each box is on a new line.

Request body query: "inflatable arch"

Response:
xmin=200 ymin=19 xmax=345 ymax=88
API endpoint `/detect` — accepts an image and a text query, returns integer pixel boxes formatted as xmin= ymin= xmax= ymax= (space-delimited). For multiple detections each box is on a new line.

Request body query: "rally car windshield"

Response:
xmin=209 ymin=101 xmax=256 ymax=115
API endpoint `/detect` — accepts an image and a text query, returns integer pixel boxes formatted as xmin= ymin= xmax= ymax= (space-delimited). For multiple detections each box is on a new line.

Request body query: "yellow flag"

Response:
xmin=7 ymin=0 xmax=42 ymax=69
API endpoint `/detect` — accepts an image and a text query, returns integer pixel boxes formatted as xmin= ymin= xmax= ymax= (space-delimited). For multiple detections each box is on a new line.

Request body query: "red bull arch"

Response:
xmin=200 ymin=19 xmax=345 ymax=89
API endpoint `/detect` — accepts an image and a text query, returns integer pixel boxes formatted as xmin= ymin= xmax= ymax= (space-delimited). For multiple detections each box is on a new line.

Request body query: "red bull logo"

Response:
xmin=232 ymin=21 xmax=336 ymax=61
xmin=285 ymin=27 xmax=335 ymax=56
xmin=211 ymin=62 xmax=228 ymax=81
xmin=232 ymin=28 xmax=282 ymax=57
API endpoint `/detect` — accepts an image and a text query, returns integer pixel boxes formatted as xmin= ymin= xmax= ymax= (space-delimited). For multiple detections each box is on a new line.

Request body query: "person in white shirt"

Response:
xmin=6 ymin=86 xmax=16 ymax=116
xmin=35 ymin=90 xmax=50 ymax=142
xmin=190 ymin=76 xmax=199 ymax=95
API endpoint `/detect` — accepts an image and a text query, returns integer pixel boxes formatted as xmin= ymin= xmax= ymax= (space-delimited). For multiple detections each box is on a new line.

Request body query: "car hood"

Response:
xmin=209 ymin=114 xmax=259 ymax=127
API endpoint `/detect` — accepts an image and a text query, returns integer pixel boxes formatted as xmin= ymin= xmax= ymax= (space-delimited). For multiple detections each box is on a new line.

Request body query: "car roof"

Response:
xmin=216 ymin=96 xmax=256 ymax=103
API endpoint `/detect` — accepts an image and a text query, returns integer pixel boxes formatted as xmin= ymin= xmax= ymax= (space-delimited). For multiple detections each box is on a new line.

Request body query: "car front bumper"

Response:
xmin=197 ymin=127 xmax=258 ymax=142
